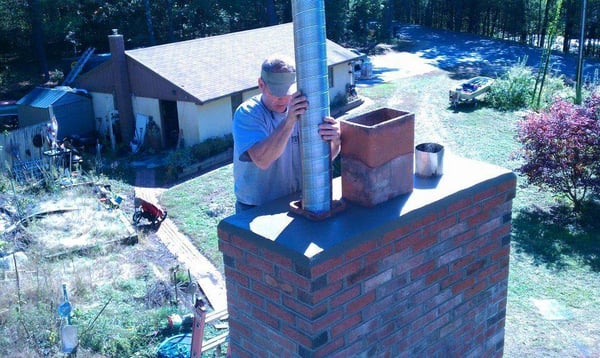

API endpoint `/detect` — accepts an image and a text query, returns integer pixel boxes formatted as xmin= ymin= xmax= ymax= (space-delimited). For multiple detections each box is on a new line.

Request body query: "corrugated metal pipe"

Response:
xmin=292 ymin=0 xmax=331 ymax=214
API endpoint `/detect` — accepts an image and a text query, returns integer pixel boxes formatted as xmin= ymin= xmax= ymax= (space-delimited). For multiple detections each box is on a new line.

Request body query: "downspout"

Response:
xmin=292 ymin=0 xmax=331 ymax=214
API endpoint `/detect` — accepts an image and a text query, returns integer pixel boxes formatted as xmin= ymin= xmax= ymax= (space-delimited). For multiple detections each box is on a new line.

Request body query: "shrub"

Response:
xmin=487 ymin=58 xmax=573 ymax=111
xmin=515 ymin=94 xmax=600 ymax=212
xmin=488 ymin=60 xmax=535 ymax=111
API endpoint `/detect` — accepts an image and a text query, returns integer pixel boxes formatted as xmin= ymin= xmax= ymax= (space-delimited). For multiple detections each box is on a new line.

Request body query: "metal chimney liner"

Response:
xmin=290 ymin=0 xmax=344 ymax=219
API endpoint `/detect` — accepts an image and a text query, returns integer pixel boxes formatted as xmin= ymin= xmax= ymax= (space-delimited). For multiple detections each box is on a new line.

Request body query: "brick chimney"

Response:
xmin=108 ymin=30 xmax=135 ymax=144
xmin=218 ymin=154 xmax=516 ymax=357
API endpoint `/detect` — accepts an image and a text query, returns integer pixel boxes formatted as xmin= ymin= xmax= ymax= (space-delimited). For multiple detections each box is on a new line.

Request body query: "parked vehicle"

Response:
xmin=449 ymin=76 xmax=494 ymax=107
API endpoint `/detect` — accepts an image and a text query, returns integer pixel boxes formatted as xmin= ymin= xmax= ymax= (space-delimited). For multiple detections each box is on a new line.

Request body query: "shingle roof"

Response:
xmin=125 ymin=22 xmax=358 ymax=104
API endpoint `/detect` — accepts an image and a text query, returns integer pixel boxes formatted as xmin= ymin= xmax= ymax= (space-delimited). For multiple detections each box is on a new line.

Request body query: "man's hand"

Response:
xmin=319 ymin=116 xmax=341 ymax=159
xmin=286 ymin=92 xmax=308 ymax=122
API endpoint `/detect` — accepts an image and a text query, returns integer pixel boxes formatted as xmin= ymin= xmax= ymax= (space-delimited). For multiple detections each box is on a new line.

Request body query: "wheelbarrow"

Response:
xmin=132 ymin=197 xmax=167 ymax=229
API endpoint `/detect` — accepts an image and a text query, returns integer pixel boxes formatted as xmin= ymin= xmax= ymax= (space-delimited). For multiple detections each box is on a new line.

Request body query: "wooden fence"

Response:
xmin=0 ymin=124 xmax=49 ymax=171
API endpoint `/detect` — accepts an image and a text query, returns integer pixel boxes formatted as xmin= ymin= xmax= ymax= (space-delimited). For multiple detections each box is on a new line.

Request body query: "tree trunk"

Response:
xmin=143 ymin=0 xmax=156 ymax=45
xmin=27 ymin=0 xmax=48 ymax=82
xmin=264 ymin=0 xmax=277 ymax=26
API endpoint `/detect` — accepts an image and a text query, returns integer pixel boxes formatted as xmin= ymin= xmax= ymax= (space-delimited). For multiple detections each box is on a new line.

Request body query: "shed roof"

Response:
xmin=17 ymin=87 xmax=89 ymax=108
xmin=124 ymin=22 xmax=359 ymax=104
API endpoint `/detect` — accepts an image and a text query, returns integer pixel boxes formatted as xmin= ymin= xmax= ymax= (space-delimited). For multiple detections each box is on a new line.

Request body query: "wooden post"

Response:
xmin=190 ymin=298 xmax=207 ymax=357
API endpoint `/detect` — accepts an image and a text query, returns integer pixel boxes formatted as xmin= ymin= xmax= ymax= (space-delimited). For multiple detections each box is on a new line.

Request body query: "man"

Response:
xmin=232 ymin=55 xmax=341 ymax=212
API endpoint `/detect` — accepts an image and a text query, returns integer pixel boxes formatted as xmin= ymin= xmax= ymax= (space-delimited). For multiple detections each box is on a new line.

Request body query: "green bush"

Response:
xmin=487 ymin=60 xmax=536 ymax=111
xmin=487 ymin=58 xmax=574 ymax=111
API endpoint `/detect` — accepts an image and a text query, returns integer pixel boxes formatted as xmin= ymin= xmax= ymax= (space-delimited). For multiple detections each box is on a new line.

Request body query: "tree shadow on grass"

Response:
xmin=511 ymin=201 xmax=600 ymax=272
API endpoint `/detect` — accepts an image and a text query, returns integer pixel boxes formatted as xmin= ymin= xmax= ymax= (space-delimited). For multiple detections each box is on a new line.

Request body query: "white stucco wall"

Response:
xmin=197 ymin=97 xmax=232 ymax=142
xmin=132 ymin=97 xmax=161 ymax=132
xmin=330 ymin=62 xmax=352 ymax=103
xmin=89 ymin=92 xmax=115 ymax=132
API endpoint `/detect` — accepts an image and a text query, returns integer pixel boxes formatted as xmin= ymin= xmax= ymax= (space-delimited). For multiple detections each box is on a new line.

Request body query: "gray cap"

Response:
xmin=261 ymin=69 xmax=297 ymax=97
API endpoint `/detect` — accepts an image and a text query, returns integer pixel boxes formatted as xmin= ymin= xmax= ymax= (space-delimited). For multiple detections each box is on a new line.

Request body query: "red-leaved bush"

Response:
xmin=516 ymin=93 xmax=600 ymax=212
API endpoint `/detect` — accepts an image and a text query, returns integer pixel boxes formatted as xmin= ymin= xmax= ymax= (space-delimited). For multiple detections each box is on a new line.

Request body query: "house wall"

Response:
xmin=330 ymin=63 xmax=352 ymax=103
xmin=89 ymin=92 xmax=115 ymax=129
xmin=178 ymin=97 xmax=233 ymax=146
xmin=132 ymin=96 xmax=162 ymax=133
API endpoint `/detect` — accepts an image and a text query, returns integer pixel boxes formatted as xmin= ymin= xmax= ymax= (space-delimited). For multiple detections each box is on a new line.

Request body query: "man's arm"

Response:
xmin=247 ymin=92 xmax=307 ymax=169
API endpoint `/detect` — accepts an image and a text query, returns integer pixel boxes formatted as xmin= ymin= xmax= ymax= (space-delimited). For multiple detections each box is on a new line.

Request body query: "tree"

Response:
xmin=27 ymin=0 xmax=49 ymax=82
xmin=516 ymin=94 xmax=600 ymax=212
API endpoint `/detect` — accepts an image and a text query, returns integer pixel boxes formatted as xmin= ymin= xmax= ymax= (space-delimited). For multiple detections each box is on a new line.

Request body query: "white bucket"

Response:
xmin=415 ymin=143 xmax=444 ymax=177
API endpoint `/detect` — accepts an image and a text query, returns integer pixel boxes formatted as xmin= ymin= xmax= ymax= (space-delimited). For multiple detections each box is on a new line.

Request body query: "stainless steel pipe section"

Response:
xmin=292 ymin=0 xmax=331 ymax=213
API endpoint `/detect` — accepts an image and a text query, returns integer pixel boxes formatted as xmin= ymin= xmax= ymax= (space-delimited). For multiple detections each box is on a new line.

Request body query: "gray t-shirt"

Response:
xmin=232 ymin=95 xmax=301 ymax=206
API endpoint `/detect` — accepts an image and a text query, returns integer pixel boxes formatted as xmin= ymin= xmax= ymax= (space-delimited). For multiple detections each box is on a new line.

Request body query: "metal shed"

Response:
xmin=17 ymin=86 xmax=95 ymax=140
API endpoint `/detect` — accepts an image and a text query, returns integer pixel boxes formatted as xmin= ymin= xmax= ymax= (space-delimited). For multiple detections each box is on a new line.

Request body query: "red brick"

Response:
xmin=252 ymin=306 xmax=280 ymax=330
xmin=411 ymin=260 xmax=436 ymax=278
xmin=439 ymin=247 xmax=463 ymax=265
xmin=440 ymin=221 xmax=469 ymax=241
xmin=497 ymin=177 xmax=517 ymax=192
xmin=395 ymin=252 xmax=425 ymax=275
xmin=383 ymin=224 xmax=412 ymax=244
xmin=412 ymin=234 xmax=437 ymax=251
xmin=452 ymin=277 xmax=475 ymax=295
xmin=238 ymin=286 xmax=265 ymax=309
xmin=263 ymin=249 xmax=293 ymax=269
xmin=441 ymin=271 xmax=464 ymax=289
xmin=414 ymin=283 xmax=440 ymax=303
xmin=266 ymin=301 xmax=295 ymax=326
xmin=477 ymin=217 xmax=503 ymax=236
xmin=364 ymin=294 xmax=396 ymax=322
xmin=225 ymin=268 xmax=250 ymax=288
xmin=478 ymin=241 xmax=500 ymax=257
xmin=347 ymin=240 xmax=377 ymax=261
xmin=329 ymin=259 xmax=364 ymax=282
xmin=311 ymin=255 xmax=344 ymax=277
xmin=491 ymin=246 xmax=510 ymax=261
xmin=482 ymin=194 xmax=507 ymax=212
xmin=458 ymin=203 xmax=483 ymax=221
xmin=474 ymin=187 xmax=497 ymax=202
xmin=279 ymin=266 xmax=311 ymax=291
xmin=451 ymin=254 xmax=475 ymax=272
xmin=426 ymin=312 xmax=450 ymax=332
xmin=425 ymin=266 xmax=449 ymax=285
xmin=428 ymin=215 xmax=458 ymax=236
xmin=281 ymin=324 xmax=312 ymax=347
xmin=247 ymin=252 xmax=274 ymax=274
xmin=331 ymin=285 xmax=361 ymax=307
xmin=231 ymin=234 xmax=259 ymax=253
xmin=347 ymin=291 xmax=376 ymax=315
xmin=411 ymin=309 xmax=437 ymax=331
xmin=348 ymin=318 xmax=379 ymax=342
xmin=365 ymin=244 xmax=393 ymax=266
xmin=447 ymin=196 xmax=474 ymax=214
xmin=348 ymin=263 xmax=379 ymax=285
xmin=237 ymin=262 xmax=263 ymax=282
xmin=219 ymin=241 xmax=244 ymax=260
xmin=315 ymin=337 xmax=345 ymax=358
xmin=467 ymin=211 xmax=488 ymax=227
xmin=313 ymin=280 xmax=343 ymax=302
xmin=365 ymin=268 xmax=393 ymax=292
xmin=217 ymin=227 xmax=230 ymax=241
xmin=465 ymin=280 xmax=487 ymax=299
xmin=332 ymin=313 xmax=362 ymax=338
xmin=395 ymin=231 xmax=422 ymax=252
xmin=253 ymin=280 xmax=281 ymax=302
xmin=453 ymin=228 xmax=476 ymax=246
xmin=466 ymin=259 xmax=486 ymax=276
xmin=491 ymin=223 xmax=511 ymax=241
xmin=282 ymin=295 xmax=326 ymax=319
xmin=311 ymin=308 xmax=343 ymax=332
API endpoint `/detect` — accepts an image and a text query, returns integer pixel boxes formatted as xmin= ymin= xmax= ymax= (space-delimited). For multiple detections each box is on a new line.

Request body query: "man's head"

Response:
xmin=259 ymin=55 xmax=297 ymax=113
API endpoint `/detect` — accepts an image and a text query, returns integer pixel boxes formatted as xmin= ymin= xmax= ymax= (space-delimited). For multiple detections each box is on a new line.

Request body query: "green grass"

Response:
xmin=163 ymin=71 xmax=600 ymax=356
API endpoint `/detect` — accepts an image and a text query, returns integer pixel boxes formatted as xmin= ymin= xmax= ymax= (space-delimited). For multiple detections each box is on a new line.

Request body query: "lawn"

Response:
xmin=163 ymin=68 xmax=600 ymax=356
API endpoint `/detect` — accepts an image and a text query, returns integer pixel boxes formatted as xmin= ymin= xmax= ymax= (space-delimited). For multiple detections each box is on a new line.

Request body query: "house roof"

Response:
xmin=124 ymin=22 xmax=359 ymax=104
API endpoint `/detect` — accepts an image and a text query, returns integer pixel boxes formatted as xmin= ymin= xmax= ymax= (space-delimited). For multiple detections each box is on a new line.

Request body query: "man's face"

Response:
xmin=259 ymin=78 xmax=292 ymax=113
